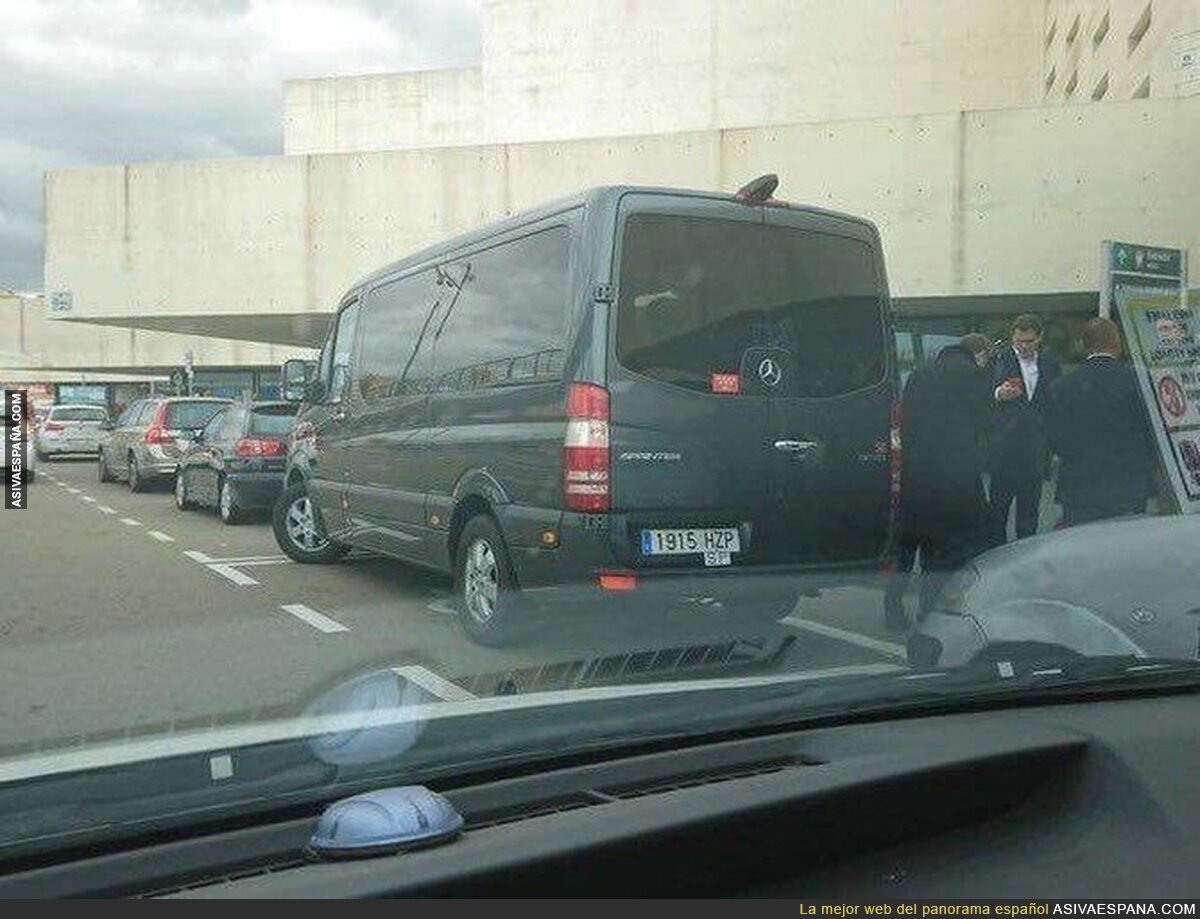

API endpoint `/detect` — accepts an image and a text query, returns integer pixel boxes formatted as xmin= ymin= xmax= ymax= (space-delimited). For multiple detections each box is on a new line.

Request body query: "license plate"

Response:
xmin=641 ymin=528 xmax=741 ymax=557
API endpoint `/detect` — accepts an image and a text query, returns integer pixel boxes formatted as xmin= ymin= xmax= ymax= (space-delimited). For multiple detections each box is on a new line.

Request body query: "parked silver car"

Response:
xmin=97 ymin=397 xmax=232 ymax=492
xmin=33 ymin=404 xmax=109 ymax=458
xmin=909 ymin=513 xmax=1200 ymax=670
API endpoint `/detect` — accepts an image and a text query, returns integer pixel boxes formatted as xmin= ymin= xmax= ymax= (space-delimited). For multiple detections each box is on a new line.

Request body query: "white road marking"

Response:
xmin=209 ymin=564 xmax=259 ymax=587
xmin=209 ymin=556 xmax=290 ymax=567
xmin=780 ymin=614 xmax=907 ymax=660
xmin=66 ymin=487 xmax=81 ymax=494
xmin=393 ymin=665 xmax=475 ymax=702
xmin=280 ymin=603 xmax=349 ymax=634
xmin=80 ymin=495 xmax=96 ymax=503
xmin=119 ymin=518 xmax=142 ymax=527
xmin=98 ymin=506 xmax=116 ymax=514
xmin=147 ymin=531 xmax=175 ymax=543
xmin=427 ymin=597 xmax=458 ymax=618
xmin=182 ymin=550 xmax=258 ymax=586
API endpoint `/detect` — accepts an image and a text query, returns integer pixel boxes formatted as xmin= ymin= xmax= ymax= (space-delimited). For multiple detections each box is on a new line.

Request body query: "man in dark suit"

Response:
xmin=1048 ymin=317 xmax=1157 ymax=526
xmin=884 ymin=334 xmax=992 ymax=631
xmin=989 ymin=314 xmax=1061 ymax=542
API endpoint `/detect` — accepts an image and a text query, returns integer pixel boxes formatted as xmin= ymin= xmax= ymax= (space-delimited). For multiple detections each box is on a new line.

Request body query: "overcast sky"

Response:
xmin=0 ymin=0 xmax=481 ymax=291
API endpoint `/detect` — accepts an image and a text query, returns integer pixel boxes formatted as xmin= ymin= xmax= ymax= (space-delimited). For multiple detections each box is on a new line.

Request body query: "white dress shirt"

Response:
xmin=995 ymin=348 xmax=1041 ymax=402
xmin=1016 ymin=349 xmax=1039 ymax=401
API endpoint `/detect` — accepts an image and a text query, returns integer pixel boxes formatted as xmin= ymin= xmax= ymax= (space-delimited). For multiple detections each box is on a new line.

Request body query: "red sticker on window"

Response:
xmin=710 ymin=373 xmax=740 ymax=395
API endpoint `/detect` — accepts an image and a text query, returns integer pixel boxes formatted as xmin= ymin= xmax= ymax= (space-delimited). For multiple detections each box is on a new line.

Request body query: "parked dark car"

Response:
xmin=274 ymin=181 xmax=900 ymax=644
xmin=174 ymin=402 xmax=299 ymax=523
xmin=98 ymin=397 xmax=233 ymax=492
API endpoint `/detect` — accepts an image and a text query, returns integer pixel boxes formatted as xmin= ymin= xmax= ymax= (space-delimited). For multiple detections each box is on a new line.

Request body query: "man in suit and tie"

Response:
xmin=1047 ymin=317 xmax=1157 ymax=526
xmin=989 ymin=313 xmax=1061 ymax=542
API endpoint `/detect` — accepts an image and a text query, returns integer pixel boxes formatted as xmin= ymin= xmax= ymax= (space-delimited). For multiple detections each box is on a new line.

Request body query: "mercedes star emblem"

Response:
xmin=757 ymin=357 xmax=783 ymax=388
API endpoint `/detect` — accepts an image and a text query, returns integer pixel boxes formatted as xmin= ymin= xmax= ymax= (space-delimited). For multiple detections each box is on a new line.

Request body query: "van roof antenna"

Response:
xmin=735 ymin=174 xmax=779 ymax=205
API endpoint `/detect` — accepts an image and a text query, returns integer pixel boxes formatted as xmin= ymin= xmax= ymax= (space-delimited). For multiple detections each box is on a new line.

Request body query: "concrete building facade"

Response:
xmin=17 ymin=0 xmax=1200 ymax=383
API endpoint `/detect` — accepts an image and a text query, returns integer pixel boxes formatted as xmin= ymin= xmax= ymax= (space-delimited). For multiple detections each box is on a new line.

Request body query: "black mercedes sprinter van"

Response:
xmin=277 ymin=180 xmax=900 ymax=644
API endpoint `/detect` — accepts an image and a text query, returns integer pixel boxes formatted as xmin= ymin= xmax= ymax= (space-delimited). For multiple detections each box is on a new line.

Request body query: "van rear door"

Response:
xmin=608 ymin=197 xmax=894 ymax=571
xmin=757 ymin=209 xmax=894 ymax=565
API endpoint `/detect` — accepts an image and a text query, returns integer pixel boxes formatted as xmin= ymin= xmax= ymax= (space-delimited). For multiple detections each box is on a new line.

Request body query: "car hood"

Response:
xmin=955 ymin=514 xmax=1200 ymax=660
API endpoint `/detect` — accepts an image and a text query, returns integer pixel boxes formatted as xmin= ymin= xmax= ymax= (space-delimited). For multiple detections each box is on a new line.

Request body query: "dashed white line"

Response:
xmin=228 ymin=557 xmax=291 ymax=568
xmin=97 ymin=506 xmax=116 ymax=514
xmin=183 ymin=550 xmax=213 ymax=563
xmin=65 ymin=487 xmax=81 ymax=494
xmin=119 ymin=518 xmax=142 ymax=527
xmin=80 ymin=495 xmax=96 ymax=503
xmin=280 ymin=604 xmax=349 ymax=634
xmin=780 ymin=614 xmax=907 ymax=660
xmin=393 ymin=666 xmax=475 ymax=702
xmin=147 ymin=531 xmax=175 ymax=543
xmin=209 ymin=564 xmax=259 ymax=587
xmin=427 ymin=597 xmax=458 ymax=618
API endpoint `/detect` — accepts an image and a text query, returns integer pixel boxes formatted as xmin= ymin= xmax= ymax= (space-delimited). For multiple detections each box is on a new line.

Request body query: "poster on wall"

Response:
xmin=1101 ymin=240 xmax=1198 ymax=513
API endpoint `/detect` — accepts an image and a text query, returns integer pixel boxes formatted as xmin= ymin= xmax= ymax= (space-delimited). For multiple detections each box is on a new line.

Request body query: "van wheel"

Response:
xmin=128 ymin=454 xmax=146 ymax=492
xmin=273 ymin=481 xmax=347 ymax=564
xmin=98 ymin=450 xmax=114 ymax=483
xmin=218 ymin=477 xmax=241 ymax=525
xmin=455 ymin=515 xmax=520 ymax=646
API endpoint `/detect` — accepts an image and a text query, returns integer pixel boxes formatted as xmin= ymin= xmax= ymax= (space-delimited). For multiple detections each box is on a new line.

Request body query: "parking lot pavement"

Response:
xmin=3 ymin=456 xmax=917 ymax=753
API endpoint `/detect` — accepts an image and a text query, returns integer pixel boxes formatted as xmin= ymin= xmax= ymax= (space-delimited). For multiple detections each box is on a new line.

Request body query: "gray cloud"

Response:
xmin=0 ymin=0 xmax=481 ymax=290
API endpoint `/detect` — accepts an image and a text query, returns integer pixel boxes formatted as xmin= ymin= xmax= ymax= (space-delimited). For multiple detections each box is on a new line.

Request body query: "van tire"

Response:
xmin=273 ymin=481 xmax=348 ymax=564
xmin=455 ymin=515 xmax=520 ymax=646
xmin=128 ymin=454 xmax=147 ymax=493
xmin=98 ymin=450 xmax=114 ymax=483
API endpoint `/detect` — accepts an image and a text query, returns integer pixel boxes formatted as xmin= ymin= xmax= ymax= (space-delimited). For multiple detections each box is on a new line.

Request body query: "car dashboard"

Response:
xmin=0 ymin=686 xmax=1196 ymax=898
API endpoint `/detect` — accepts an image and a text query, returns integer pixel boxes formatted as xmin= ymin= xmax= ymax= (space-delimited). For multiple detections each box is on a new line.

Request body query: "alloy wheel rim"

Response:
xmin=463 ymin=538 xmax=499 ymax=626
xmin=285 ymin=495 xmax=328 ymax=552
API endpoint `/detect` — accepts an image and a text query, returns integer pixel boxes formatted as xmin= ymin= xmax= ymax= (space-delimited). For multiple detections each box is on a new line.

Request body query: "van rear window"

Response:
xmin=166 ymin=401 xmax=228 ymax=429
xmin=249 ymin=405 xmax=299 ymax=435
xmin=616 ymin=214 xmax=887 ymax=397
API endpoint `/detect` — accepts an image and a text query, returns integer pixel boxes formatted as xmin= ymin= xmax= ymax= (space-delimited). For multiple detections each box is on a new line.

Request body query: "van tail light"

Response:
xmin=889 ymin=400 xmax=903 ymax=509
xmin=145 ymin=404 xmax=172 ymax=444
xmin=42 ymin=420 xmax=65 ymax=432
xmin=234 ymin=437 xmax=287 ymax=458
xmin=564 ymin=382 xmax=610 ymax=513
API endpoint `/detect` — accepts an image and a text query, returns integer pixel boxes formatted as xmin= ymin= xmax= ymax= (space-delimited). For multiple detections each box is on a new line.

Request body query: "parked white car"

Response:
xmin=33 ymin=404 xmax=110 ymax=458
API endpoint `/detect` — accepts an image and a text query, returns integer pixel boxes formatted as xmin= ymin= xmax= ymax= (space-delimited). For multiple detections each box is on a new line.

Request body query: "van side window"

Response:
xmin=432 ymin=227 xmax=569 ymax=392
xmin=357 ymin=270 xmax=440 ymax=402
xmin=328 ymin=301 xmax=361 ymax=404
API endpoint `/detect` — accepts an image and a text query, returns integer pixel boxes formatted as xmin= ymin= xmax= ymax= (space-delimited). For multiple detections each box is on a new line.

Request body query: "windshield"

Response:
xmin=165 ymin=401 xmax=229 ymax=430
xmin=48 ymin=407 xmax=107 ymax=422
xmin=1 ymin=0 xmax=1198 ymax=866
xmin=249 ymin=404 xmax=299 ymax=435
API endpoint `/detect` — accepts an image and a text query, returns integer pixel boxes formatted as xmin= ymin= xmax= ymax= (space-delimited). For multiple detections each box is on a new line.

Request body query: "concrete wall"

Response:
xmin=47 ymin=94 xmax=1200 ymax=351
xmin=285 ymin=0 xmax=1045 ymax=155
xmin=1042 ymin=0 xmax=1200 ymax=104
xmin=284 ymin=68 xmax=484 ymax=155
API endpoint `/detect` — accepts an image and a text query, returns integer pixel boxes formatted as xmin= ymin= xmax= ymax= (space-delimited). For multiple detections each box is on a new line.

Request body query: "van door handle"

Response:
xmin=773 ymin=440 xmax=818 ymax=453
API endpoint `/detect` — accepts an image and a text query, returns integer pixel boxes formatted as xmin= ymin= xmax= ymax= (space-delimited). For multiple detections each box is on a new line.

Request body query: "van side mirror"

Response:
xmin=282 ymin=358 xmax=316 ymax=402
xmin=305 ymin=379 xmax=327 ymax=403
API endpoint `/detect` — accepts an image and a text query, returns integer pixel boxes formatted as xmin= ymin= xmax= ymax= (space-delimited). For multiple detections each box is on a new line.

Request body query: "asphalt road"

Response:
xmin=1 ymin=456 xmax=917 ymax=754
